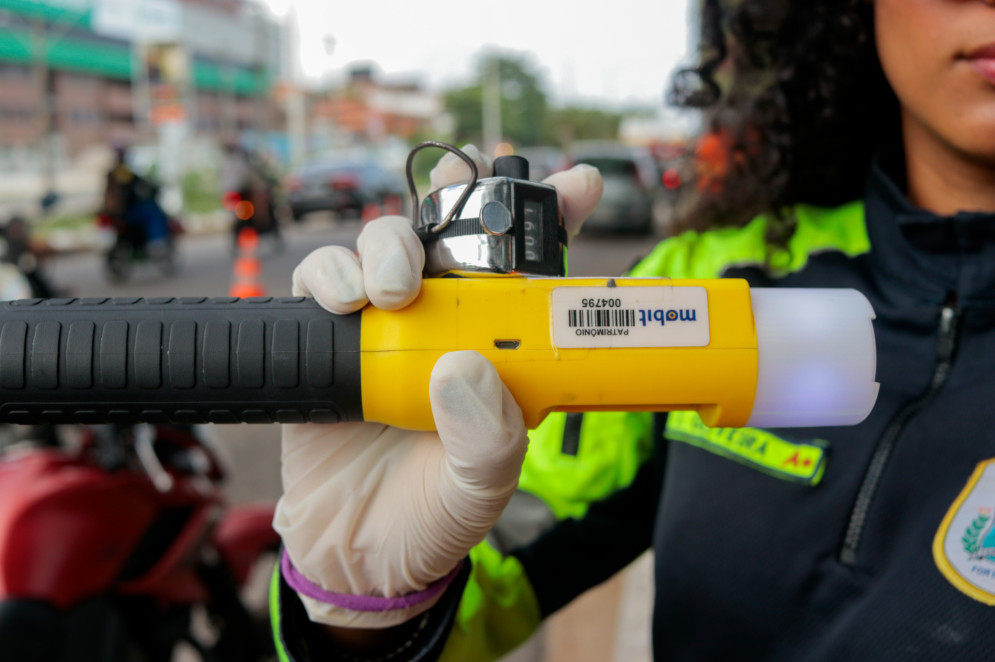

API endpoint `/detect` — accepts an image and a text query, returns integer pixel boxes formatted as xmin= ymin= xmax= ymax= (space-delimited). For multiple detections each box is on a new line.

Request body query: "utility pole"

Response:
xmin=27 ymin=7 xmax=89 ymax=216
xmin=32 ymin=18 xmax=58 ymax=214
xmin=284 ymin=5 xmax=310 ymax=169
xmin=252 ymin=5 xmax=269 ymax=134
xmin=482 ymin=56 xmax=502 ymax=158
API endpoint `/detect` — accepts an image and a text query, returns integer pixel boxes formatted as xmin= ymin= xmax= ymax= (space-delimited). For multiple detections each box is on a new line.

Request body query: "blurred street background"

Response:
xmin=0 ymin=0 xmax=709 ymax=659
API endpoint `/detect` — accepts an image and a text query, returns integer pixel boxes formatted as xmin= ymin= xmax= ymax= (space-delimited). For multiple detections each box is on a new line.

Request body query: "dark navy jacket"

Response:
xmin=517 ymin=155 xmax=995 ymax=660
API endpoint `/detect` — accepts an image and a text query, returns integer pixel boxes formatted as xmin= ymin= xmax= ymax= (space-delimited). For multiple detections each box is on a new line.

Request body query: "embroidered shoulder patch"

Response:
xmin=933 ymin=458 xmax=995 ymax=605
xmin=665 ymin=411 xmax=828 ymax=486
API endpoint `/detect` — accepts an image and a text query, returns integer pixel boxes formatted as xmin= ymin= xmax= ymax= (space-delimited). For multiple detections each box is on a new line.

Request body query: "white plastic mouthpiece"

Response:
xmin=746 ymin=288 xmax=879 ymax=428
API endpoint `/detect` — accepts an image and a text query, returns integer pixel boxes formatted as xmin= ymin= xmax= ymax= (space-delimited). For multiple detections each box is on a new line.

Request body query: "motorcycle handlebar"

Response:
xmin=0 ymin=296 xmax=362 ymax=426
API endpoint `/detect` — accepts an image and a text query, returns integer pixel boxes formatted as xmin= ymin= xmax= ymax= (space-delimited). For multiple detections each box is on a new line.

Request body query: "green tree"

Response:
xmin=443 ymin=51 xmax=633 ymax=149
xmin=444 ymin=84 xmax=487 ymax=145
xmin=545 ymin=107 xmax=623 ymax=145
xmin=444 ymin=52 xmax=550 ymax=147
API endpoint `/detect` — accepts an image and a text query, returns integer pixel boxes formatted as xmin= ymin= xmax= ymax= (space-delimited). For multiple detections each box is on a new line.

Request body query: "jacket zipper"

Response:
xmin=838 ymin=296 xmax=961 ymax=566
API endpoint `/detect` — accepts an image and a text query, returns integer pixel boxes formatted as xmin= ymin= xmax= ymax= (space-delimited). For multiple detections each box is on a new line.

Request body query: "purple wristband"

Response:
xmin=281 ymin=550 xmax=464 ymax=613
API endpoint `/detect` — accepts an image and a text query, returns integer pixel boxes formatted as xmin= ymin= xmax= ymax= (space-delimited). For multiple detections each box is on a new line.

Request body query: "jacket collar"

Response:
xmin=863 ymin=150 xmax=995 ymax=306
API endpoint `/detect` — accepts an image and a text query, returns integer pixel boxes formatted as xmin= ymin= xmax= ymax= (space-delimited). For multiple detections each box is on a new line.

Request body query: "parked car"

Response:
xmin=285 ymin=158 xmax=407 ymax=221
xmin=566 ymin=141 xmax=663 ymax=234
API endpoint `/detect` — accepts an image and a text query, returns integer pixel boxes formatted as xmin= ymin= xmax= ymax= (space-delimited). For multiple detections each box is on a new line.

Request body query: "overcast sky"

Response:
xmin=259 ymin=0 xmax=695 ymax=111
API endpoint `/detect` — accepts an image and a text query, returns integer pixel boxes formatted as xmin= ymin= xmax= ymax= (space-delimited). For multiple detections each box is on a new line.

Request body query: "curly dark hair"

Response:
xmin=668 ymin=0 xmax=897 ymax=240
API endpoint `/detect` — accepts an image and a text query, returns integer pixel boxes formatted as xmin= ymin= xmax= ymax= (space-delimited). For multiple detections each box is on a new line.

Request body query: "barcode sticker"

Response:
xmin=551 ymin=286 xmax=709 ymax=348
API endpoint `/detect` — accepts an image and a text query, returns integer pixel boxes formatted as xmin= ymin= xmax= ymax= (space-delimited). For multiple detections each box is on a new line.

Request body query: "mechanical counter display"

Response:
xmin=0 ymin=143 xmax=879 ymax=431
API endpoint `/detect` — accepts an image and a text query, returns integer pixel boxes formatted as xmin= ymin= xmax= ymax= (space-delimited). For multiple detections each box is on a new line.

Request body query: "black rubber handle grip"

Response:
xmin=0 ymin=296 xmax=363 ymax=425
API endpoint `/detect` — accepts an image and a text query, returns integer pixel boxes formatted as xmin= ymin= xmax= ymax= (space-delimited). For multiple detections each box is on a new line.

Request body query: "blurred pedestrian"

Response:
xmin=0 ymin=214 xmax=59 ymax=298
xmin=221 ymin=141 xmax=282 ymax=248
xmin=102 ymin=145 xmax=171 ymax=252
xmin=272 ymin=1 xmax=995 ymax=661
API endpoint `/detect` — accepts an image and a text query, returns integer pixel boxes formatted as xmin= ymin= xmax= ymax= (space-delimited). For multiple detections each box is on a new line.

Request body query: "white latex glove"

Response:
xmin=275 ymin=146 xmax=602 ymax=629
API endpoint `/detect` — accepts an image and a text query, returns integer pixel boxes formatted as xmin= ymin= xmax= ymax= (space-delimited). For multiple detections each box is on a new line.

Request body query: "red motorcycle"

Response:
xmin=0 ymin=423 xmax=280 ymax=661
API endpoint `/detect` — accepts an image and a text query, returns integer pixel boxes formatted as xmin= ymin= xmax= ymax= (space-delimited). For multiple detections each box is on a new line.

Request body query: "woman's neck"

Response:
xmin=903 ymin=110 xmax=995 ymax=215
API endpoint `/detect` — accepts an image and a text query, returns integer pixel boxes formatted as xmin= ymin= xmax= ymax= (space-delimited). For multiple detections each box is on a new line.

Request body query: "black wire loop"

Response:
xmin=405 ymin=141 xmax=479 ymax=236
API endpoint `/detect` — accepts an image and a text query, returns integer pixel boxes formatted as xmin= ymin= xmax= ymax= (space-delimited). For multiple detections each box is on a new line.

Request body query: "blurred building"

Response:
xmin=310 ymin=65 xmax=448 ymax=147
xmin=0 ymin=0 xmax=285 ymax=173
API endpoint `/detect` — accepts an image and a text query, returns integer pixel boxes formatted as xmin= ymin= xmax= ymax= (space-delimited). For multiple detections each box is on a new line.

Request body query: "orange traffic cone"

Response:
xmin=361 ymin=202 xmax=382 ymax=223
xmin=383 ymin=195 xmax=403 ymax=215
xmin=230 ymin=228 xmax=266 ymax=298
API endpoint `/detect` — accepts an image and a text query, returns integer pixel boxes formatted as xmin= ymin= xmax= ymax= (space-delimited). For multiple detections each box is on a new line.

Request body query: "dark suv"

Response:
xmin=286 ymin=158 xmax=407 ymax=221
xmin=567 ymin=141 xmax=662 ymax=234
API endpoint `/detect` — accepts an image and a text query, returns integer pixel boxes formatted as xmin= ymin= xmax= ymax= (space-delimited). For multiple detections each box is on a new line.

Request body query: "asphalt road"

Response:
xmin=41 ymin=215 xmax=660 ymax=505
xmin=47 ymin=216 xmax=658 ymax=299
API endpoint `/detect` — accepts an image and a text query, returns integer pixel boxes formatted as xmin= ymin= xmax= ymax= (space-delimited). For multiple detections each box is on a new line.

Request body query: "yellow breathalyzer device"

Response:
xmin=360 ymin=276 xmax=878 ymax=430
xmin=0 ymin=143 xmax=878 ymax=430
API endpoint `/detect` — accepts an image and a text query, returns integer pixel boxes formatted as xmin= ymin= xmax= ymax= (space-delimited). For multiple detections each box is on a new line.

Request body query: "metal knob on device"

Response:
xmin=493 ymin=155 xmax=529 ymax=180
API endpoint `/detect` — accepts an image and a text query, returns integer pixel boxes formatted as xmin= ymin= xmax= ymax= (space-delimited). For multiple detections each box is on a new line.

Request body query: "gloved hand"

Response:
xmin=274 ymin=145 xmax=603 ymax=628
